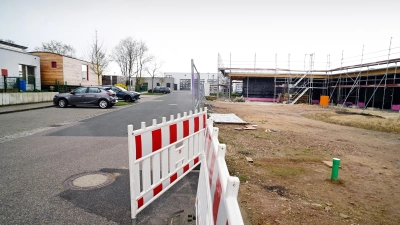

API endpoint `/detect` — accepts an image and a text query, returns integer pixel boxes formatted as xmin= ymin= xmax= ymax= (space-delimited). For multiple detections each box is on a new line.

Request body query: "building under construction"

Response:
xmin=218 ymin=42 xmax=400 ymax=111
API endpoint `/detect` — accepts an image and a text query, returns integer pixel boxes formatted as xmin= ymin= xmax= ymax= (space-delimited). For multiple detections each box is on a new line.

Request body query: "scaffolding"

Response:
xmin=217 ymin=39 xmax=400 ymax=111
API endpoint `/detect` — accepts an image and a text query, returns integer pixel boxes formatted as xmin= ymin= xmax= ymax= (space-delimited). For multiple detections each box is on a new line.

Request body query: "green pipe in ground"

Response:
xmin=331 ymin=158 xmax=340 ymax=180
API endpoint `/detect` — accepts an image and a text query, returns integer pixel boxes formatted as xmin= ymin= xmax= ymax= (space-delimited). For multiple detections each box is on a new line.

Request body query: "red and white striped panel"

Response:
xmin=196 ymin=121 xmax=243 ymax=225
xmin=133 ymin=112 xmax=207 ymax=160
xmin=137 ymin=156 xmax=200 ymax=211
xmin=128 ymin=109 xmax=208 ymax=220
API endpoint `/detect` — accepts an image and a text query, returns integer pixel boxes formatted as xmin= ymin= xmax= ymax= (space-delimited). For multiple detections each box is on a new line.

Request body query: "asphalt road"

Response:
xmin=48 ymin=91 xmax=194 ymax=137
xmin=0 ymin=91 xmax=199 ymax=225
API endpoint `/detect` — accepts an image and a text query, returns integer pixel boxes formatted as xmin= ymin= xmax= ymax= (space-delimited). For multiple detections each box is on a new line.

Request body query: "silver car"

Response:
xmin=53 ymin=86 xmax=118 ymax=109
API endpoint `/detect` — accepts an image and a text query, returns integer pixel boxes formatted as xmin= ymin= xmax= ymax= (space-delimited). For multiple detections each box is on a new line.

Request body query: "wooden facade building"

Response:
xmin=30 ymin=52 xmax=98 ymax=90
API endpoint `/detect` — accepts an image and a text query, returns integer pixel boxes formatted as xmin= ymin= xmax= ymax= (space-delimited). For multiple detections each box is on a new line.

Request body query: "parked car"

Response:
xmin=102 ymin=85 xmax=140 ymax=102
xmin=148 ymin=86 xmax=171 ymax=94
xmin=53 ymin=86 xmax=118 ymax=109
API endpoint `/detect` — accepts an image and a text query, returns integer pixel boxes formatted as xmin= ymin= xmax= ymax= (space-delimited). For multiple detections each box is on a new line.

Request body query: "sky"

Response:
xmin=1 ymin=0 xmax=400 ymax=75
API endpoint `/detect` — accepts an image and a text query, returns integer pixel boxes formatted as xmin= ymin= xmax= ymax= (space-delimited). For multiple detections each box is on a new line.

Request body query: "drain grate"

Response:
xmin=63 ymin=171 xmax=115 ymax=191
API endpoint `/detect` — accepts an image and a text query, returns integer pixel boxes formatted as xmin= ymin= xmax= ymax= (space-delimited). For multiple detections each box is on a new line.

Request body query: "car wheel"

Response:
xmin=163 ymin=91 xmax=166 ymax=94
xmin=124 ymin=96 xmax=132 ymax=102
xmin=58 ymin=99 xmax=68 ymax=108
xmin=99 ymin=99 xmax=108 ymax=109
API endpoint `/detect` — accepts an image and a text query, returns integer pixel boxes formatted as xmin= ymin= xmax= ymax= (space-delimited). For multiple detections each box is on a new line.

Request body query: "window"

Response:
xmin=74 ymin=87 xmax=87 ymax=94
xmin=88 ymin=87 xmax=100 ymax=93
xmin=51 ymin=62 xmax=57 ymax=68
xmin=27 ymin=66 xmax=35 ymax=76
xmin=82 ymin=65 xmax=88 ymax=80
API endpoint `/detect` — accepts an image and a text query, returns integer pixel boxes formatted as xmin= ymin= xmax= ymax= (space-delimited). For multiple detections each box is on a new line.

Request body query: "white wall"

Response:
xmin=63 ymin=57 xmax=98 ymax=86
xmin=130 ymin=77 xmax=175 ymax=91
xmin=0 ymin=47 xmax=41 ymax=90
xmin=164 ymin=72 xmax=218 ymax=92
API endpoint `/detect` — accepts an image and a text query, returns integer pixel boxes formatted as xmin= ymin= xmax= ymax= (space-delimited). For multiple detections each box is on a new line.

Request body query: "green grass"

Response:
xmin=116 ymin=101 xmax=129 ymax=106
xmin=205 ymin=96 xmax=215 ymax=101
xmin=238 ymin=175 xmax=247 ymax=182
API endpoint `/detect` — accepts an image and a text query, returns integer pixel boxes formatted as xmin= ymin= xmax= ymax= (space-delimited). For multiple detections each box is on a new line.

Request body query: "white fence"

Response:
xmin=127 ymin=108 xmax=244 ymax=224
xmin=127 ymin=108 xmax=207 ymax=221
xmin=196 ymin=118 xmax=244 ymax=225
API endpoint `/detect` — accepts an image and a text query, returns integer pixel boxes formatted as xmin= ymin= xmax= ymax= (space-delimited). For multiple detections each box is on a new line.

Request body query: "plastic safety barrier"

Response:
xmin=127 ymin=108 xmax=207 ymax=222
xmin=196 ymin=118 xmax=244 ymax=225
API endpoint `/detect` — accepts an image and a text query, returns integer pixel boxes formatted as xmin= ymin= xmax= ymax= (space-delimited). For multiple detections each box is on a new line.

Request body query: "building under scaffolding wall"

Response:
xmin=218 ymin=42 xmax=400 ymax=110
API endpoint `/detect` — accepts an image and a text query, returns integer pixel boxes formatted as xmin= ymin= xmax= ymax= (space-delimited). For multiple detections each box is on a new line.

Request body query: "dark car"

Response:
xmin=148 ymin=86 xmax=171 ymax=94
xmin=103 ymin=85 xmax=140 ymax=102
xmin=53 ymin=86 xmax=118 ymax=109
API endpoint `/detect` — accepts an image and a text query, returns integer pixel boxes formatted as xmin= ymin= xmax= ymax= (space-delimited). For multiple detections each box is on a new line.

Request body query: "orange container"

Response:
xmin=320 ymin=96 xmax=329 ymax=106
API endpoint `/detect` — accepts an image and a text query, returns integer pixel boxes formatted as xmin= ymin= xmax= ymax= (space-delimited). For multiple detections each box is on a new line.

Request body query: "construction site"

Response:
xmin=217 ymin=39 xmax=400 ymax=111
xmin=208 ymin=39 xmax=400 ymax=224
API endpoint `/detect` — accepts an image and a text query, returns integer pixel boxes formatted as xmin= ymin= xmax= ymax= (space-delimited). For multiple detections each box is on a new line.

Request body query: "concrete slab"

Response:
xmin=22 ymin=93 xmax=29 ymax=103
xmin=209 ymin=113 xmax=247 ymax=124
xmin=38 ymin=93 xmax=43 ymax=102
xmin=9 ymin=93 xmax=17 ymax=105
xmin=2 ymin=93 xmax=9 ymax=105
xmin=33 ymin=93 xmax=39 ymax=102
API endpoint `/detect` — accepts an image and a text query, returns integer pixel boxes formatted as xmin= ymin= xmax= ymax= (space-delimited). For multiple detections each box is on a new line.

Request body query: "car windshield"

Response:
xmin=117 ymin=86 xmax=127 ymax=91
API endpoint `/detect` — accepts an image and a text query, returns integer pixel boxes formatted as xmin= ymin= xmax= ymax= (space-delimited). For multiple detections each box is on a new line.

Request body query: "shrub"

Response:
xmin=114 ymin=83 xmax=127 ymax=90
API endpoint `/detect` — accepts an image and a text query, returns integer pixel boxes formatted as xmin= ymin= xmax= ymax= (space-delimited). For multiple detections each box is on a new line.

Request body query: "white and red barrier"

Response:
xmin=127 ymin=108 xmax=207 ymax=221
xmin=196 ymin=118 xmax=244 ymax=225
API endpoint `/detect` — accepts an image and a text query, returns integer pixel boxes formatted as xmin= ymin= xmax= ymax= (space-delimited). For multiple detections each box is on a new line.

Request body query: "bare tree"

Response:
xmin=34 ymin=40 xmax=76 ymax=57
xmin=158 ymin=76 xmax=165 ymax=87
xmin=88 ymin=31 xmax=109 ymax=85
xmin=134 ymin=41 xmax=153 ymax=91
xmin=111 ymin=37 xmax=138 ymax=85
xmin=146 ymin=58 xmax=164 ymax=91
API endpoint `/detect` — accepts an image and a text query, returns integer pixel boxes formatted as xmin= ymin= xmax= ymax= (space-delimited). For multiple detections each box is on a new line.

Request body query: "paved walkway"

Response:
xmin=0 ymin=101 xmax=55 ymax=114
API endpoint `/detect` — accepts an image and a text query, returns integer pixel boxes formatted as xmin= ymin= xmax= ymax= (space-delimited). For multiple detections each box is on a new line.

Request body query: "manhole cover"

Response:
xmin=64 ymin=172 xmax=115 ymax=191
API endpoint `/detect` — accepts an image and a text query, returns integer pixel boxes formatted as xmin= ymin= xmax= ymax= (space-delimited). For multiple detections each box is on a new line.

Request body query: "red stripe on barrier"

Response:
xmin=194 ymin=116 xmax=199 ymax=132
xmin=184 ymin=164 xmax=190 ymax=173
xmin=226 ymin=221 xmax=229 ymax=225
xmin=209 ymin=151 xmax=216 ymax=187
xmin=135 ymin=135 xmax=142 ymax=160
xmin=169 ymin=124 xmax=177 ymax=144
xmin=152 ymin=129 xmax=162 ymax=152
xmin=203 ymin=114 xmax=206 ymax=128
xmin=183 ymin=120 xmax=189 ymax=137
xmin=153 ymin=183 xmax=163 ymax=196
xmin=194 ymin=156 xmax=199 ymax=165
xmin=170 ymin=172 xmax=178 ymax=183
xmin=213 ymin=176 xmax=222 ymax=225
xmin=138 ymin=197 xmax=144 ymax=209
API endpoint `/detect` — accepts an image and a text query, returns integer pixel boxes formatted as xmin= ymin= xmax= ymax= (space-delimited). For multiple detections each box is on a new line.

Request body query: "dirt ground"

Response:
xmin=207 ymin=101 xmax=400 ymax=225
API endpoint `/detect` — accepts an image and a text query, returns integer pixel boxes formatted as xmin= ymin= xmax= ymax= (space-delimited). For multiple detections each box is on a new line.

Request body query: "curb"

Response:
xmin=0 ymin=105 xmax=55 ymax=115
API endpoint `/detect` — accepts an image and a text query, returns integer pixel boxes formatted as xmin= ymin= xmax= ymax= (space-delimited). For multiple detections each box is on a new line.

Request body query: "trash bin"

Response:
xmin=19 ymin=80 xmax=26 ymax=92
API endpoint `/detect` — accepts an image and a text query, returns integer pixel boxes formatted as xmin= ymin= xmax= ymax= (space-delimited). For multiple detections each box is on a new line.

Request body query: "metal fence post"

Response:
xmin=4 ymin=77 xmax=6 ymax=92
xmin=191 ymin=59 xmax=195 ymax=112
